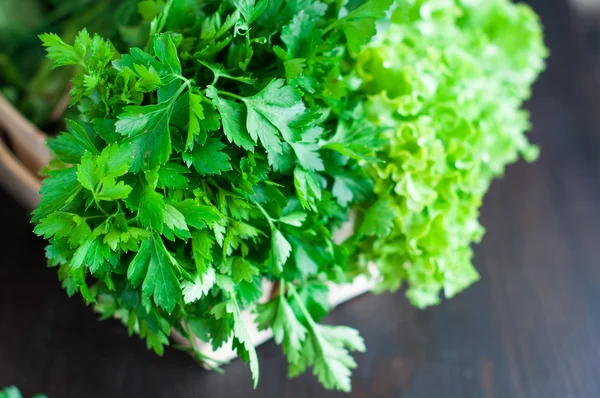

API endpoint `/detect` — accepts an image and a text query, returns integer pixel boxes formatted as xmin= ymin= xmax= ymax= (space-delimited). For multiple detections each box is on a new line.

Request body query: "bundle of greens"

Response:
xmin=33 ymin=0 xmax=392 ymax=392
xmin=350 ymin=0 xmax=547 ymax=308
xmin=30 ymin=0 xmax=546 ymax=393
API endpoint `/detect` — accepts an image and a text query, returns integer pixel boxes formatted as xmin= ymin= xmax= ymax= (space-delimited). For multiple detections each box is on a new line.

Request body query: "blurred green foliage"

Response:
xmin=0 ymin=0 xmax=146 ymax=129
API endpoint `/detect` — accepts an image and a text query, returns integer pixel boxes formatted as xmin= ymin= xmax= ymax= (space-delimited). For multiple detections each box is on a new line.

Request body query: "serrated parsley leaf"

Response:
xmin=182 ymin=267 xmax=216 ymax=303
xmin=164 ymin=204 xmax=189 ymax=232
xmin=182 ymin=137 xmax=232 ymax=175
xmin=243 ymin=79 xmax=305 ymax=144
xmin=40 ymin=29 xmax=114 ymax=104
xmin=116 ymin=101 xmax=173 ymax=172
xmin=256 ymin=296 xmax=307 ymax=363
xmin=332 ymin=177 xmax=353 ymax=207
xmin=331 ymin=171 xmax=372 ymax=207
xmin=172 ymin=199 xmax=221 ymax=229
xmin=39 ymin=32 xmax=82 ymax=67
xmin=133 ymin=64 xmax=163 ymax=92
xmin=114 ymin=47 xmax=169 ymax=79
xmin=187 ymin=90 xmax=206 ymax=150
xmin=289 ymin=126 xmax=324 ymax=171
xmin=48 ymin=119 xmax=99 ymax=163
xmin=359 ymin=198 xmax=396 ymax=238
xmin=157 ymin=163 xmax=190 ymax=189
xmin=76 ymin=152 xmax=96 ymax=191
xmin=233 ymin=0 xmax=268 ymax=24
xmin=139 ymin=187 xmax=166 ymax=232
xmin=32 ymin=168 xmax=82 ymax=222
xmin=192 ymin=230 xmax=214 ymax=274
xmin=212 ymin=294 xmax=260 ymax=388
xmin=99 ymin=143 xmax=134 ymax=177
xmin=70 ymin=235 xmax=111 ymax=273
xmin=281 ymin=285 xmax=365 ymax=392
xmin=153 ymin=33 xmax=182 ymax=76
xmin=271 ymin=229 xmax=291 ymax=275
xmin=295 ymin=324 xmax=366 ymax=392
xmin=293 ymin=168 xmax=322 ymax=211
xmin=322 ymin=119 xmax=381 ymax=161
xmin=281 ymin=5 xmax=326 ymax=59
xmin=34 ymin=212 xmax=91 ymax=247
xmin=113 ymin=37 xmax=181 ymax=86
xmin=279 ymin=211 xmax=307 ymax=227
xmin=231 ymin=257 xmax=259 ymax=283
xmin=127 ymin=234 xmax=182 ymax=313
xmin=340 ymin=0 xmax=393 ymax=53
xmin=96 ymin=179 xmax=133 ymax=201
xmin=206 ymin=86 xmax=255 ymax=151
xmin=76 ymin=144 xmax=134 ymax=201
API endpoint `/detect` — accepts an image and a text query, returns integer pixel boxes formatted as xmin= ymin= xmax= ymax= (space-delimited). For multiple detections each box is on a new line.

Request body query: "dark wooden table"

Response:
xmin=2 ymin=1 xmax=600 ymax=397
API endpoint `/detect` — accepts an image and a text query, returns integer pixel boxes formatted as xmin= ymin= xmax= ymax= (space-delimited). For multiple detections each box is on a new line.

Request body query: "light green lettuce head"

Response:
xmin=353 ymin=0 xmax=548 ymax=307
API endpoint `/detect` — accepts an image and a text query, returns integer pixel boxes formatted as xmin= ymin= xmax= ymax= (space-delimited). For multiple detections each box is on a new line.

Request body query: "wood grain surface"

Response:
xmin=1 ymin=0 xmax=600 ymax=397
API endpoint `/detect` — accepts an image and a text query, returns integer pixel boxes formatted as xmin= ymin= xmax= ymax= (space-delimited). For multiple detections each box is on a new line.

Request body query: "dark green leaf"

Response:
xmin=32 ymin=168 xmax=81 ymax=222
xmin=139 ymin=187 xmax=166 ymax=232
xmin=182 ymin=137 xmax=232 ymax=175
xmin=127 ymin=234 xmax=182 ymax=313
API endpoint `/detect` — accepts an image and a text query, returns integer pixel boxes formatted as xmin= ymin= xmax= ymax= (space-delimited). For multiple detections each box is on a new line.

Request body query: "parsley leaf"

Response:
xmin=48 ymin=119 xmax=99 ymax=163
xmin=359 ymin=198 xmax=396 ymax=238
xmin=127 ymin=234 xmax=183 ymax=313
xmin=32 ymin=168 xmax=81 ymax=222
xmin=116 ymin=101 xmax=174 ymax=172
xmin=139 ymin=187 xmax=166 ymax=232
xmin=243 ymin=79 xmax=304 ymax=144
xmin=182 ymin=267 xmax=216 ymax=303
xmin=290 ymin=324 xmax=365 ymax=392
xmin=206 ymin=86 xmax=255 ymax=151
xmin=234 ymin=0 xmax=269 ymax=24
xmin=256 ymin=295 xmax=307 ymax=363
xmin=213 ymin=276 xmax=260 ymax=387
xmin=340 ymin=0 xmax=393 ymax=53
xmin=293 ymin=167 xmax=322 ymax=211
xmin=182 ymin=137 xmax=232 ymax=175
xmin=271 ymin=229 xmax=292 ymax=275
xmin=186 ymin=89 xmax=206 ymax=149
xmin=33 ymin=212 xmax=91 ymax=247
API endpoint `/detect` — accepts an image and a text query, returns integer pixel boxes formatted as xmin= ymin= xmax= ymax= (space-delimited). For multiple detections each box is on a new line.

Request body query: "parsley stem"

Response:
xmin=83 ymin=215 xmax=105 ymax=219
xmin=174 ymin=75 xmax=192 ymax=86
xmin=287 ymin=283 xmax=318 ymax=329
xmin=170 ymin=80 xmax=191 ymax=105
xmin=278 ymin=278 xmax=286 ymax=297
xmin=252 ymin=200 xmax=275 ymax=229
xmin=93 ymin=197 xmax=110 ymax=217
xmin=288 ymin=283 xmax=329 ymax=360
xmin=323 ymin=19 xmax=343 ymax=35
xmin=215 ymin=90 xmax=245 ymax=101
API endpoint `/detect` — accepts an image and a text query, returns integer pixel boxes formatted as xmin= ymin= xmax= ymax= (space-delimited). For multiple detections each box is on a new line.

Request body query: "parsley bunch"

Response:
xmin=351 ymin=0 xmax=547 ymax=307
xmin=33 ymin=0 xmax=393 ymax=392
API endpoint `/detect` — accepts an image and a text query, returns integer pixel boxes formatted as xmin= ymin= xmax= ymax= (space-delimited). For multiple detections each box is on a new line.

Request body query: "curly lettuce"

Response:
xmin=353 ymin=0 xmax=548 ymax=307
